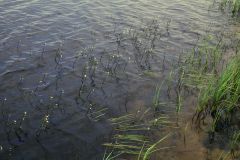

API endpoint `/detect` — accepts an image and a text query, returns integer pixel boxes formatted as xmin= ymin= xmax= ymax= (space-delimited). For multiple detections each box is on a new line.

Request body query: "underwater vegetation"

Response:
xmin=103 ymin=110 xmax=176 ymax=160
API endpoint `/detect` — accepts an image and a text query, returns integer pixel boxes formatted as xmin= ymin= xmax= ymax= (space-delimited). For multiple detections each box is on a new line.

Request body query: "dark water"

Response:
xmin=0 ymin=0 xmax=230 ymax=159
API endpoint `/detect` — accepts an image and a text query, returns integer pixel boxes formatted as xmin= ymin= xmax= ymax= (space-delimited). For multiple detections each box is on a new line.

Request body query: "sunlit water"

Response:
xmin=0 ymin=0 xmax=232 ymax=159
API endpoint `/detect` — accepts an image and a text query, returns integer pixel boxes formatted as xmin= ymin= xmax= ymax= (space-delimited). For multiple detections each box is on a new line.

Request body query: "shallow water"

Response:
xmin=0 ymin=0 xmax=232 ymax=159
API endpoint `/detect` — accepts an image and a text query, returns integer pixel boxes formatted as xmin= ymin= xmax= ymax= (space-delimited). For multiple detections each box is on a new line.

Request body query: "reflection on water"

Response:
xmin=0 ymin=0 xmax=230 ymax=159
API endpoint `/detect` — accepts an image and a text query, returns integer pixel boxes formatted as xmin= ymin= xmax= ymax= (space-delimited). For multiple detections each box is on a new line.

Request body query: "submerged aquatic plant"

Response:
xmin=152 ymin=81 xmax=165 ymax=110
xmin=182 ymin=34 xmax=223 ymax=90
xmin=141 ymin=134 xmax=171 ymax=160
xmin=102 ymin=148 xmax=123 ymax=160
xmin=103 ymin=109 xmax=174 ymax=159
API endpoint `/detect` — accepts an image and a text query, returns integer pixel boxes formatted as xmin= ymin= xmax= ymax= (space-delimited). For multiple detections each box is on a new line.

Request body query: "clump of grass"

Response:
xmin=196 ymin=55 xmax=240 ymax=129
xmin=221 ymin=0 xmax=240 ymax=17
xmin=179 ymin=32 xmax=239 ymax=157
xmin=194 ymin=55 xmax=240 ymax=156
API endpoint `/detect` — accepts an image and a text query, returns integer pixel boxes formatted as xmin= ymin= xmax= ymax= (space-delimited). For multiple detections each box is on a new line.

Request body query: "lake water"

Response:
xmin=0 ymin=0 xmax=232 ymax=159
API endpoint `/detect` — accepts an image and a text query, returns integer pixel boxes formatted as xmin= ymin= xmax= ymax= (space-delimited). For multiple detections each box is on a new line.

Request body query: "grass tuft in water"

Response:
xmin=196 ymin=55 xmax=240 ymax=129
xmin=221 ymin=0 xmax=240 ymax=17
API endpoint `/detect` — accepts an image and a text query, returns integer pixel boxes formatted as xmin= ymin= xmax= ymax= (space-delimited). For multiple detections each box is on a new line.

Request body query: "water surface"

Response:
xmin=0 ymin=0 xmax=230 ymax=159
